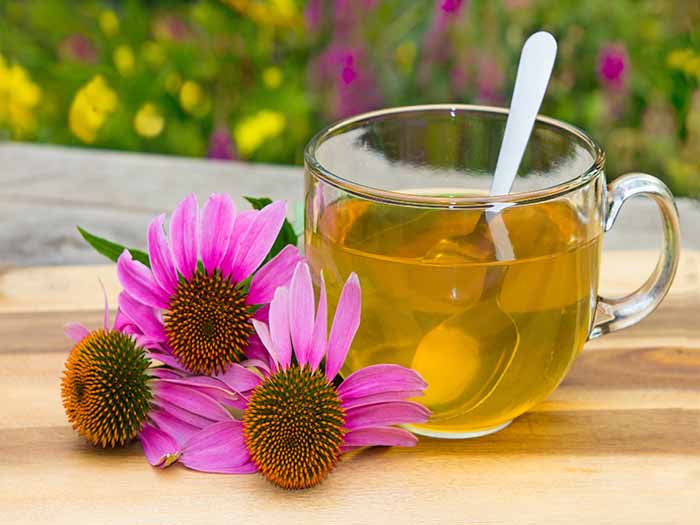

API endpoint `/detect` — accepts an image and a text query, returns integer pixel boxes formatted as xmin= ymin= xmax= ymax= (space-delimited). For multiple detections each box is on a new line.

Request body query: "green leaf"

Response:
xmin=77 ymin=227 xmax=151 ymax=267
xmin=244 ymin=196 xmax=298 ymax=264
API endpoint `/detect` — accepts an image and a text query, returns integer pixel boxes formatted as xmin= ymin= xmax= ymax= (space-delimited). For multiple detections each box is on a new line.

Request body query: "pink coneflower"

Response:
xmin=176 ymin=262 xmax=431 ymax=489
xmin=116 ymin=193 xmax=302 ymax=375
xmin=598 ymin=43 xmax=628 ymax=91
xmin=61 ymin=292 xmax=244 ymax=467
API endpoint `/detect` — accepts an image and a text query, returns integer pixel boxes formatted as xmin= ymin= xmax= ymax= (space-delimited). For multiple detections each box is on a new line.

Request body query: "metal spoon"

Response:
xmin=412 ymin=32 xmax=558 ymax=420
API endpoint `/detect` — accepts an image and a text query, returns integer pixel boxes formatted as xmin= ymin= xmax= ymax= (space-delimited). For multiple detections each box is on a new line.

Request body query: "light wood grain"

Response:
xmin=1 ymin=252 xmax=698 ymax=525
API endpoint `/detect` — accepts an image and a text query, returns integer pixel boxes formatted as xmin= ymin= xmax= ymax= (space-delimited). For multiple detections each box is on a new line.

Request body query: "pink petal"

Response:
xmin=344 ymin=401 xmax=431 ymax=430
xmin=338 ymin=364 xmax=427 ymax=399
xmin=149 ymin=409 xmax=201 ymax=446
xmin=215 ymin=363 xmax=262 ymax=393
xmin=308 ymin=271 xmax=328 ymax=369
xmin=148 ymin=367 xmax=183 ymax=380
xmin=147 ymin=349 xmax=189 ymax=372
xmin=342 ymin=427 xmax=418 ymax=450
xmin=247 ymin=245 xmax=302 ymax=305
xmin=341 ymin=390 xmax=424 ymax=409
xmin=113 ymin=310 xmax=138 ymax=334
xmin=116 ymin=251 xmax=170 ymax=309
xmin=253 ymin=304 xmax=270 ymax=323
xmin=118 ymin=292 xmax=166 ymax=342
xmin=169 ymin=193 xmax=199 ymax=279
xmin=200 ymin=193 xmax=236 ymax=275
xmin=289 ymin=262 xmax=315 ymax=367
xmin=231 ymin=200 xmax=287 ymax=282
xmin=152 ymin=381 xmax=232 ymax=422
xmin=220 ymin=210 xmax=257 ymax=279
xmin=269 ymin=287 xmax=292 ymax=368
xmin=154 ymin=399 xmax=216 ymax=429
xmin=99 ymin=279 xmax=110 ymax=330
xmin=64 ymin=323 xmax=90 ymax=344
xmin=139 ymin=423 xmax=181 ymax=468
xmin=147 ymin=214 xmax=179 ymax=295
xmin=181 ymin=421 xmax=254 ymax=474
xmin=157 ymin=377 xmax=239 ymax=405
xmin=244 ymin=335 xmax=273 ymax=370
xmin=325 ymin=273 xmax=361 ymax=380
xmin=221 ymin=396 xmax=249 ymax=411
xmin=252 ymin=319 xmax=278 ymax=367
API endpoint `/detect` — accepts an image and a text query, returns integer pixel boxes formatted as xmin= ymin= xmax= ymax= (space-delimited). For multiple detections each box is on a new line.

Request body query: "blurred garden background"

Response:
xmin=0 ymin=0 xmax=699 ymax=197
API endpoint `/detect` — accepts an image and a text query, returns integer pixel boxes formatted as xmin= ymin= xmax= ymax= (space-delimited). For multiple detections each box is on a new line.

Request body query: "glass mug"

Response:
xmin=304 ymin=105 xmax=680 ymax=439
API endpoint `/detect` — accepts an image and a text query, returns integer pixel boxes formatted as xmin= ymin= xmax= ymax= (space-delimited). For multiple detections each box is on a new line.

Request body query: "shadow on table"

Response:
xmin=348 ymin=407 xmax=699 ymax=463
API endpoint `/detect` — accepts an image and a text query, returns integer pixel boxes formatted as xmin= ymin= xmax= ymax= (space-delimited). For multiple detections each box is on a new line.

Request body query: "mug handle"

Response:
xmin=589 ymin=173 xmax=681 ymax=339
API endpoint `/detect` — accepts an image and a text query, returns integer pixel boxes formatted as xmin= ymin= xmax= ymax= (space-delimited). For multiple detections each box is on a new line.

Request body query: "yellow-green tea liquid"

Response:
xmin=307 ymin=194 xmax=601 ymax=436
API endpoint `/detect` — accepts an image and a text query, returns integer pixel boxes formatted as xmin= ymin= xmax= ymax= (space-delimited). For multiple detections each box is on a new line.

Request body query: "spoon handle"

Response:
xmin=490 ymin=31 xmax=557 ymax=196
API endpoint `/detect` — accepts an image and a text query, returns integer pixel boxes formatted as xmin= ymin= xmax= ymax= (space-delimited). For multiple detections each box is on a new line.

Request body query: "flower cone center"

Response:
xmin=61 ymin=330 xmax=152 ymax=448
xmin=243 ymin=365 xmax=345 ymax=490
xmin=164 ymin=269 xmax=253 ymax=374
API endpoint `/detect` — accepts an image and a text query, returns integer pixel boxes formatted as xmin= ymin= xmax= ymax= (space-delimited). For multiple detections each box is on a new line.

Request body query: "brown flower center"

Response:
xmin=61 ymin=330 xmax=152 ymax=448
xmin=164 ymin=269 xmax=254 ymax=374
xmin=243 ymin=365 xmax=345 ymax=490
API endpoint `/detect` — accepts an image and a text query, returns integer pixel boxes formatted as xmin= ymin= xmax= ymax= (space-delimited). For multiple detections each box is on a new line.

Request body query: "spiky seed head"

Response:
xmin=243 ymin=365 xmax=346 ymax=489
xmin=61 ymin=330 xmax=152 ymax=448
xmin=164 ymin=269 xmax=254 ymax=374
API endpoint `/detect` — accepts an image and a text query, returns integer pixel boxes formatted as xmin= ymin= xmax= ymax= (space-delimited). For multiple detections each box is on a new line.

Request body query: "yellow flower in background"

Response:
xmin=165 ymin=72 xmax=182 ymax=95
xmin=69 ymin=75 xmax=118 ymax=143
xmin=134 ymin=103 xmax=164 ymax=138
xmin=142 ymin=41 xmax=166 ymax=67
xmin=221 ymin=0 xmax=300 ymax=28
xmin=667 ymin=48 xmax=700 ymax=76
xmin=263 ymin=67 xmax=282 ymax=89
xmin=99 ymin=10 xmax=120 ymax=37
xmin=179 ymin=80 xmax=210 ymax=116
xmin=395 ymin=41 xmax=417 ymax=74
xmin=0 ymin=54 xmax=42 ymax=138
xmin=114 ymin=45 xmax=135 ymax=76
xmin=234 ymin=110 xmax=285 ymax=157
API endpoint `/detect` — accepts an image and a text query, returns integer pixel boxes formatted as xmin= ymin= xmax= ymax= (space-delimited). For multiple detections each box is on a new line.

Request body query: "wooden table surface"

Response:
xmin=1 ymin=251 xmax=698 ymax=524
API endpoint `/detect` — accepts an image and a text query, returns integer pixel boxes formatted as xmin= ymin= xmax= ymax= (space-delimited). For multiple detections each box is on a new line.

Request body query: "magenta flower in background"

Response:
xmin=310 ymin=43 xmax=383 ymax=119
xmin=207 ymin=127 xmax=237 ymax=161
xmin=441 ymin=0 xmax=464 ymax=14
xmin=62 ymin=292 xmax=237 ymax=467
xmin=419 ymin=0 xmax=469 ymax=85
xmin=116 ymin=193 xmax=303 ymax=376
xmin=153 ymin=15 xmax=192 ymax=41
xmin=598 ymin=43 xmax=629 ymax=90
xmin=175 ymin=262 xmax=431 ymax=489
xmin=304 ymin=0 xmax=323 ymax=32
xmin=341 ymin=53 xmax=357 ymax=85
xmin=477 ymin=53 xmax=506 ymax=104
xmin=59 ymin=34 xmax=97 ymax=63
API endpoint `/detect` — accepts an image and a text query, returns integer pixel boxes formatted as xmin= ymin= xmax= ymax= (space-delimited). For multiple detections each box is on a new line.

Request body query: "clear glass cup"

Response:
xmin=304 ymin=105 xmax=680 ymax=439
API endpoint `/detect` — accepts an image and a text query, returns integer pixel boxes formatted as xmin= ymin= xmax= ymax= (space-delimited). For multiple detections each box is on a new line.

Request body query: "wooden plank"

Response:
xmin=0 ymin=143 xmax=699 ymax=267
xmin=0 ymin=250 xmax=697 ymax=314
xmin=0 ymin=252 xmax=698 ymax=524
xmin=0 ymin=144 xmax=304 ymax=266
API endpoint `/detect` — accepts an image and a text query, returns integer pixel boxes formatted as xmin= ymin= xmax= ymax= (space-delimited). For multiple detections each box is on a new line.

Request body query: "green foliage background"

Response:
xmin=0 ymin=0 xmax=699 ymax=197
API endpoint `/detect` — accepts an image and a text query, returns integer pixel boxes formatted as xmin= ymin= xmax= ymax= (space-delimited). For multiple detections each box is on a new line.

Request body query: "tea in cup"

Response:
xmin=304 ymin=105 xmax=680 ymax=438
